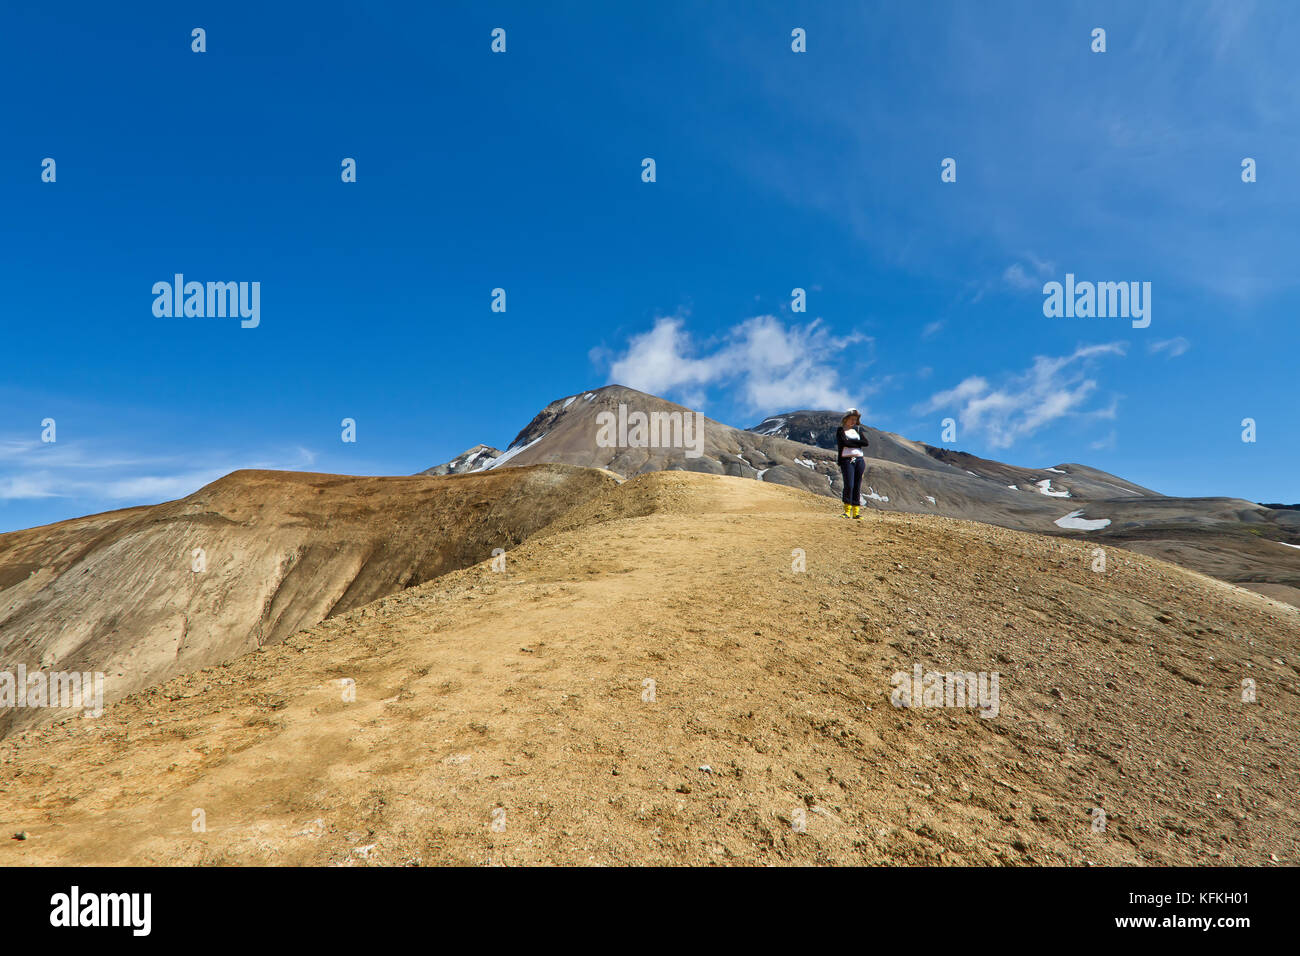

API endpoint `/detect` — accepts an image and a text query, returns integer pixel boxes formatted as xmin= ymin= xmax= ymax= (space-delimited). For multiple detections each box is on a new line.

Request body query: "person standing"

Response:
xmin=836 ymin=409 xmax=868 ymax=519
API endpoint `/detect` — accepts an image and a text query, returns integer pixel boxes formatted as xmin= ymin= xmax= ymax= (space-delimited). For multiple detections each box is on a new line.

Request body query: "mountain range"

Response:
xmin=2 ymin=386 xmax=1298 ymax=865
xmin=424 ymin=385 xmax=1300 ymax=607
xmin=3 ymin=468 xmax=1296 ymax=865
xmin=5 ymin=383 xmax=1297 ymax=738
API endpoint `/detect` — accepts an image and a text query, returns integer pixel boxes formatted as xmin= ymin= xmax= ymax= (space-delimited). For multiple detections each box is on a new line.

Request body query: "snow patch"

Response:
xmin=924 ymin=495 xmax=936 ymax=505
xmin=485 ymin=433 xmax=548 ymax=470
xmin=864 ymin=487 xmax=889 ymax=503
xmin=1044 ymin=467 xmax=1066 ymax=474
xmin=1280 ymin=542 xmax=1300 ymax=550
xmin=794 ymin=458 xmax=816 ymax=469
xmin=1054 ymin=510 xmax=1111 ymax=531
xmin=1036 ymin=478 xmax=1072 ymax=498
xmin=562 ymin=396 xmax=576 ymax=409
xmin=462 ymin=450 xmax=492 ymax=471
xmin=755 ymin=469 xmax=768 ymax=481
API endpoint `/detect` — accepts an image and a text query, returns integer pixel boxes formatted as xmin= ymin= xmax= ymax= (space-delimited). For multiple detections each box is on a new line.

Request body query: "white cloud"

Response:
xmin=1149 ymin=336 xmax=1191 ymax=357
xmin=100 ymin=471 xmax=231 ymax=501
xmin=1090 ymin=430 xmax=1118 ymax=451
xmin=917 ymin=343 xmax=1126 ymax=449
xmin=0 ymin=464 xmax=220 ymax=502
xmin=1004 ymin=254 xmax=1056 ymax=292
xmin=0 ymin=441 xmax=322 ymax=505
xmin=1022 ymin=252 xmax=1056 ymax=276
xmin=604 ymin=317 xmax=721 ymax=398
xmin=0 ymin=473 xmax=65 ymax=500
xmin=604 ymin=315 xmax=868 ymax=413
xmin=0 ymin=440 xmax=43 ymax=462
xmin=1002 ymin=263 xmax=1038 ymax=291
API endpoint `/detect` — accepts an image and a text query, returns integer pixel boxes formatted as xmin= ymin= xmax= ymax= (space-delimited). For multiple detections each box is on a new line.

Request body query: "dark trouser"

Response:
xmin=839 ymin=455 xmax=864 ymax=505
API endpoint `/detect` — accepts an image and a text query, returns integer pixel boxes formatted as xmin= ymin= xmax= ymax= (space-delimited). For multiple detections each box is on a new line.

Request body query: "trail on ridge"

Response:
xmin=2 ymin=473 xmax=1296 ymax=866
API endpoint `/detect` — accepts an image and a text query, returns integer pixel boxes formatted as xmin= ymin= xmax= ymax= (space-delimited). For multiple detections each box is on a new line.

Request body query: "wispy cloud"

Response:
xmin=1002 ymin=263 xmax=1038 ymax=291
xmin=721 ymin=4 xmax=1300 ymax=304
xmin=598 ymin=314 xmax=868 ymax=414
xmin=0 ymin=442 xmax=320 ymax=503
xmin=1003 ymin=254 xmax=1055 ymax=292
xmin=917 ymin=343 xmax=1127 ymax=449
xmin=1149 ymin=336 xmax=1191 ymax=357
xmin=1090 ymin=430 xmax=1118 ymax=451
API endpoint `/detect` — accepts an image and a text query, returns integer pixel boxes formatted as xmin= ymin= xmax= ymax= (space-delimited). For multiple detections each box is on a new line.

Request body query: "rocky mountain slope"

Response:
xmin=751 ymin=410 xmax=1158 ymax=498
xmin=0 ymin=465 xmax=616 ymax=736
xmin=3 ymin=471 xmax=1296 ymax=866
xmin=420 ymin=444 xmax=501 ymax=476
xmin=426 ymin=386 xmax=1300 ymax=605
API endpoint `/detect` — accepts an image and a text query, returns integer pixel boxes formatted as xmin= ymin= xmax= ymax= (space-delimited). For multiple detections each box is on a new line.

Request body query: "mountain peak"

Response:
xmin=419 ymin=386 xmax=1300 ymax=606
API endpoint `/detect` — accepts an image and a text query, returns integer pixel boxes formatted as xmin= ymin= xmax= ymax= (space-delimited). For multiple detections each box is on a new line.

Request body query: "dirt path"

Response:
xmin=2 ymin=473 xmax=1297 ymax=865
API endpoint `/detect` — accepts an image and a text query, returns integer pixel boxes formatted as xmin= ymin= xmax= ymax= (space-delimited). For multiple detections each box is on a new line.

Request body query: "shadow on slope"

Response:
xmin=0 ymin=464 xmax=617 ymax=736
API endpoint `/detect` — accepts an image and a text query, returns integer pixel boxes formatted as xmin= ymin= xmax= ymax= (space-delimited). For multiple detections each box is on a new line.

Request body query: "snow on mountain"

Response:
xmin=418 ymin=385 xmax=1300 ymax=606
xmin=485 ymin=432 xmax=550 ymax=470
xmin=1055 ymin=510 xmax=1112 ymax=531
xmin=420 ymin=444 xmax=501 ymax=476
xmin=1036 ymin=478 xmax=1072 ymax=498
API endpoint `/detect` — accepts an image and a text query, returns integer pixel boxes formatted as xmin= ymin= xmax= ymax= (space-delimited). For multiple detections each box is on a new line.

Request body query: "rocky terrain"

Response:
xmin=1 ymin=384 xmax=1295 ymax=867
xmin=0 ymin=465 xmax=616 ymax=736
xmin=425 ymin=386 xmax=1300 ymax=607
xmin=420 ymin=444 xmax=501 ymax=476
xmin=2 ymin=471 xmax=1296 ymax=866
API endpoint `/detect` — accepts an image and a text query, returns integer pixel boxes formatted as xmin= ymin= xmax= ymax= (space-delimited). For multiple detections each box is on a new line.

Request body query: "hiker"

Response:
xmin=836 ymin=408 xmax=868 ymax=519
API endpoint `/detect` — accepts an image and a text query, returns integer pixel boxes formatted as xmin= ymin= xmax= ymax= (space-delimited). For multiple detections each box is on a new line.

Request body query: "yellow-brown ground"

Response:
xmin=2 ymin=472 xmax=1297 ymax=865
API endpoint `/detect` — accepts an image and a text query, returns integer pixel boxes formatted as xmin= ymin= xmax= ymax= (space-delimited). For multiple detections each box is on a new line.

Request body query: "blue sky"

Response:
xmin=2 ymin=0 xmax=1297 ymax=533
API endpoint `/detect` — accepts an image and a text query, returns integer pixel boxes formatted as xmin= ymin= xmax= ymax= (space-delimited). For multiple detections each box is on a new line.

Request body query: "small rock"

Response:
xmin=13 ymin=832 xmax=28 ymax=841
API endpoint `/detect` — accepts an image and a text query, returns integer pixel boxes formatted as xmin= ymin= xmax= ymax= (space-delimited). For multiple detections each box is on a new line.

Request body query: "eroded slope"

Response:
xmin=2 ymin=473 xmax=1296 ymax=866
xmin=0 ymin=465 xmax=618 ymax=735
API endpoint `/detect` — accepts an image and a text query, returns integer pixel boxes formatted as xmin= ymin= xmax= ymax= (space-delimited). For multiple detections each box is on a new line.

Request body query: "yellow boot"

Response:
xmin=842 ymin=503 xmax=851 ymax=518
xmin=851 ymin=505 xmax=862 ymax=519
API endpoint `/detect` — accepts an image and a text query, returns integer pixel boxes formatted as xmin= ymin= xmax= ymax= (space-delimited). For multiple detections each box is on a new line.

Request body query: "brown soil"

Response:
xmin=0 ymin=465 xmax=617 ymax=736
xmin=2 ymin=472 xmax=1296 ymax=866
